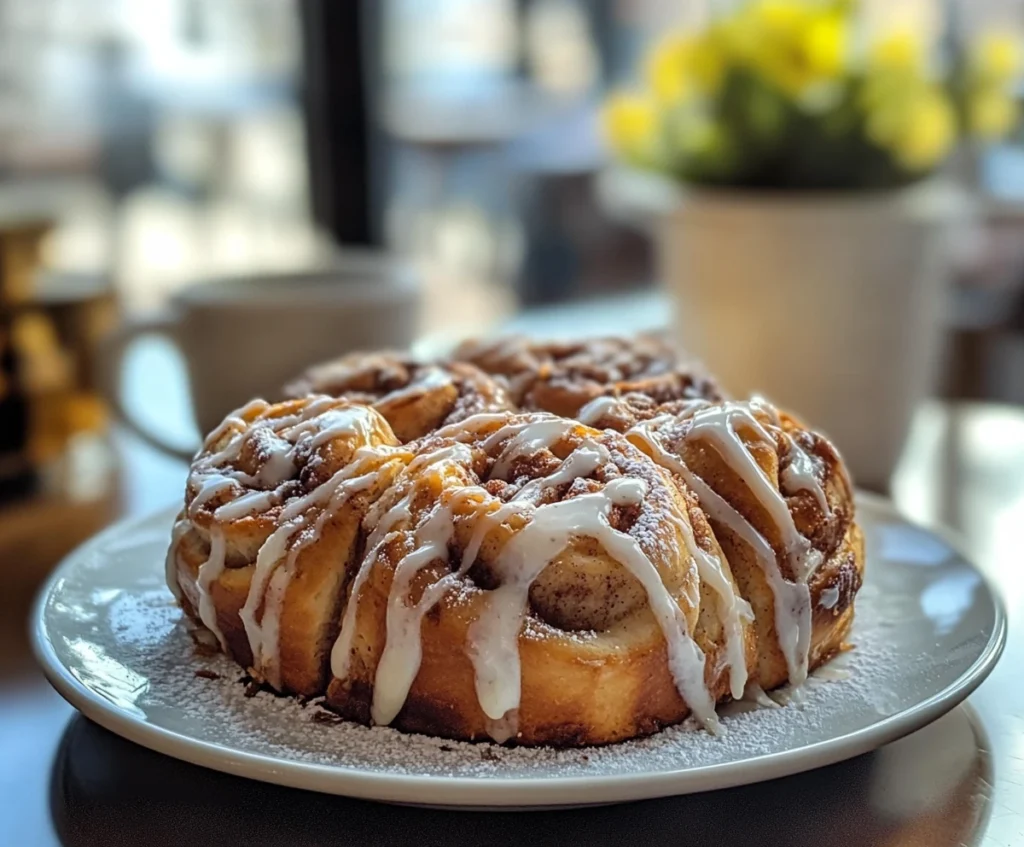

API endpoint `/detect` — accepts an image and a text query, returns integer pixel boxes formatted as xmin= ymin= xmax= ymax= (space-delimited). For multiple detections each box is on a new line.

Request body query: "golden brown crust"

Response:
xmin=328 ymin=610 xmax=740 ymax=746
xmin=282 ymin=352 xmax=513 ymax=442
xmin=809 ymin=522 xmax=863 ymax=666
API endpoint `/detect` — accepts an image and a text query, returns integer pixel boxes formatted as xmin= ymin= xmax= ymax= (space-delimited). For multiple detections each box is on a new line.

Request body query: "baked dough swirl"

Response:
xmin=283 ymin=352 xmax=513 ymax=442
xmin=577 ymin=393 xmax=862 ymax=690
xmin=168 ymin=396 xmax=411 ymax=696
xmin=325 ymin=412 xmax=754 ymax=744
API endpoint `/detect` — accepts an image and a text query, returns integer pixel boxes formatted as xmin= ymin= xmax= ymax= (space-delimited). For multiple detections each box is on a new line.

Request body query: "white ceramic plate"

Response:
xmin=33 ymin=494 xmax=1005 ymax=809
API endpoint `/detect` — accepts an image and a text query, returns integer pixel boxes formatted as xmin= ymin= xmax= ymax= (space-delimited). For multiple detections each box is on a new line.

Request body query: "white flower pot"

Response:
xmin=659 ymin=182 xmax=968 ymax=491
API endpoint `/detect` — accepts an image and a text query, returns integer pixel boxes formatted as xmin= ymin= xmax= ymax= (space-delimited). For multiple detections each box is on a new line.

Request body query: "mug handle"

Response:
xmin=98 ymin=312 xmax=198 ymax=463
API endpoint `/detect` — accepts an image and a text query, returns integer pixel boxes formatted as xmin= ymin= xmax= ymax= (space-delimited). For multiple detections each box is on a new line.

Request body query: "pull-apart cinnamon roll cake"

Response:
xmin=167 ymin=337 xmax=863 ymax=746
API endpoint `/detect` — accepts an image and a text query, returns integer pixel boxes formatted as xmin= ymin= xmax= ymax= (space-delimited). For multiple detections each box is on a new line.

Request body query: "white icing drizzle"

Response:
xmin=187 ymin=397 xmax=381 ymax=528
xmin=174 ymin=397 xmax=401 ymax=683
xmin=577 ymin=395 xmax=623 ymax=426
xmin=165 ymin=519 xmax=189 ymax=600
xmin=189 ymin=474 xmax=239 ymax=519
xmin=378 ymin=366 xmax=454 ymax=406
xmin=780 ymin=435 xmax=831 ymax=518
xmin=623 ymin=397 xmax=823 ymax=687
xmin=256 ymin=474 xmax=382 ymax=687
xmin=510 ymin=438 xmax=610 ymax=503
xmin=373 ymin=502 xmax=457 ymax=726
xmin=435 ymin=412 xmax=515 ymax=439
xmin=471 ymin=476 xmax=722 ymax=729
xmin=306 ymin=406 xmax=377 ymax=448
xmin=576 ymin=399 xmax=757 ymax=698
xmin=330 ymin=487 xmax=417 ymax=684
xmin=685 ymin=404 xmax=819 ymax=579
xmin=200 ymin=399 xmax=271 ymax=459
xmin=488 ymin=418 xmax=578 ymax=477
xmin=196 ymin=527 xmax=228 ymax=649
xmin=330 ymin=441 xmax=485 ymax=687
xmin=213 ymin=488 xmax=281 ymax=522
xmin=336 ymin=417 xmax=577 ymax=708
xmin=240 ymin=459 xmax=386 ymax=687
xmin=664 ymin=505 xmax=753 ymax=699
xmin=455 ymin=495 xmax=527 ymax=569
xmin=252 ymin=437 xmax=297 ymax=486
xmin=819 ymin=585 xmax=840 ymax=610
xmin=749 ymin=395 xmax=782 ymax=426
xmin=750 ymin=394 xmax=830 ymax=518
xmin=332 ymin=415 xmax=722 ymax=737
xmin=408 ymin=442 xmax=476 ymax=476
xmin=187 ymin=397 xmax=355 ymax=509
xmin=370 ymin=434 xmax=617 ymax=730
xmin=622 ymin=427 xmax=755 ymax=696
xmin=743 ymin=681 xmax=781 ymax=708
xmin=685 ymin=466 xmax=813 ymax=686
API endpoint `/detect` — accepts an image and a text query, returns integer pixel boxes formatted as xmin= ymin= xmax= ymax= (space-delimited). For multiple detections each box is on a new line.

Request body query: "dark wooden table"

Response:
xmin=2 ymin=401 xmax=1022 ymax=846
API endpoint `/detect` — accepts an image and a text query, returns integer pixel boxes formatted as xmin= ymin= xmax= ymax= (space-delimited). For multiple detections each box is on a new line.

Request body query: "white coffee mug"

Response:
xmin=101 ymin=254 xmax=420 ymax=461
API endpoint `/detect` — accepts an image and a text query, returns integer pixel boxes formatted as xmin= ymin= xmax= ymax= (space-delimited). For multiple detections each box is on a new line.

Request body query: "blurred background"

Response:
xmin=6 ymin=5 xmax=1024 ymax=842
xmin=2 ymin=0 xmax=1024 ymax=683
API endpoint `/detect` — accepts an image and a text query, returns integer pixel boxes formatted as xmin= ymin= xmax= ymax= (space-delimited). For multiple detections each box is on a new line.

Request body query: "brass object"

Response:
xmin=0 ymin=215 xmax=116 ymax=500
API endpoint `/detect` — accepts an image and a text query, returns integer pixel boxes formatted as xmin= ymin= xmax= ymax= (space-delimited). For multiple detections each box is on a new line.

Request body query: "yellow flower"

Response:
xmin=900 ymin=92 xmax=955 ymax=169
xmin=869 ymin=30 xmax=926 ymax=73
xmin=756 ymin=0 xmax=809 ymax=32
xmin=861 ymin=63 xmax=927 ymax=123
xmin=868 ymin=86 xmax=955 ymax=171
xmin=969 ymin=88 xmax=1018 ymax=139
xmin=805 ymin=12 xmax=846 ymax=78
xmin=647 ymin=35 xmax=691 ymax=103
xmin=602 ymin=92 xmax=660 ymax=162
xmin=645 ymin=32 xmax=723 ymax=104
xmin=734 ymin=1 xmax=849 ymax=98
xmin=970 ymin=32 xmax=1023 ymax=84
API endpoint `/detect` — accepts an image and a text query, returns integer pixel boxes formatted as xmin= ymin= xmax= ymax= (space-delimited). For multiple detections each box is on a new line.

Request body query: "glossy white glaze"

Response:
xmin=576 ymin=395 xmax=623 ymax=426
xmin=196 ymin=528 xmax=227 ymax=649
xmin=625 ymin=398 xmax=822 ymax=687
xmin=781 ymin=436 xmax=831 ymax=517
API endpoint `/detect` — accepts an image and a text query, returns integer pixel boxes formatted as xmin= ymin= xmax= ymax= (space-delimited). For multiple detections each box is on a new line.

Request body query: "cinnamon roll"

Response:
xmin=283 ymin=351 xmax=513 ymax=442
xmin=325 ymin=411 xmax=755 ymax=745
xmin=168 ymin=396 xmax=411 ymax=696
xmin=167 ymin=335 xmax=865 ymax=747
xmin=577 ymin=394 xmax=863 ymax=690
xmin=450 ymin=334 xmax=722 ymax=416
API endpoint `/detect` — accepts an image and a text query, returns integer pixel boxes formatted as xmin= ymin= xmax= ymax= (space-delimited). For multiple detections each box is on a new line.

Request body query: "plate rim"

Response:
xmin=31 ymin=493 xmax=1008 ymax=808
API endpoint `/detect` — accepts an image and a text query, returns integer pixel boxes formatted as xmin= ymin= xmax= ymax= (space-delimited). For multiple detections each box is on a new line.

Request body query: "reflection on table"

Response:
xmin=49 ymin=706 xmax=990 ymax=847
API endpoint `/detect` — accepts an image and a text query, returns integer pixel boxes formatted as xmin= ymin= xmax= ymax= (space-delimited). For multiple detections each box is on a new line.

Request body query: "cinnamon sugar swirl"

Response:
xmin=283 ymin=351 xmax=513 ymax=442
xmin=450 ymin=334 xmax=722 ymax=416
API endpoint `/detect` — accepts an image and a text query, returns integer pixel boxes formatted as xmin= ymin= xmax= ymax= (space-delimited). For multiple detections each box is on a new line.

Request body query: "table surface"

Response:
xmin=3 ymin=396 xmax=1023 ymax=846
